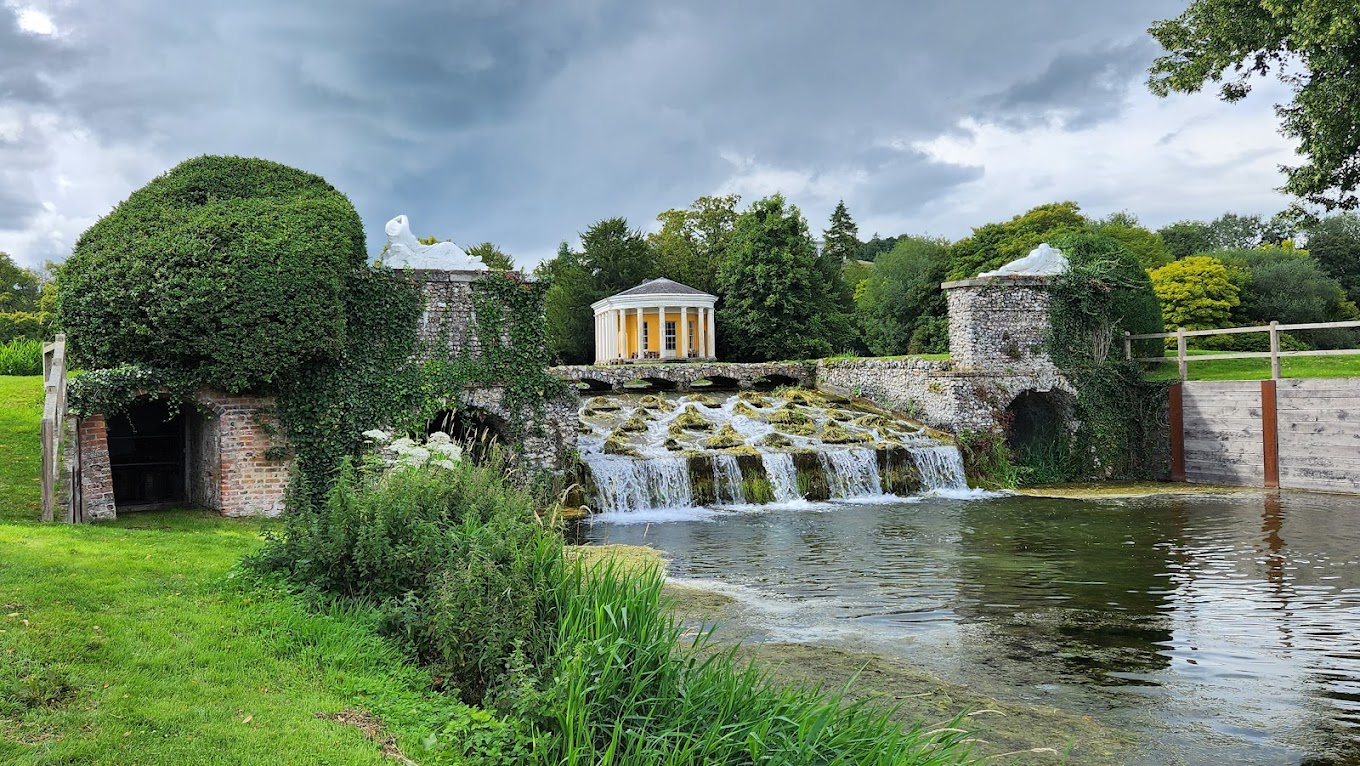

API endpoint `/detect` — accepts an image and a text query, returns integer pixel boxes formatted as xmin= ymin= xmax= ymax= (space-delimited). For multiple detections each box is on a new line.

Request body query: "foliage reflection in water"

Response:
xmin=581 ymin=491 xmax=1360 ymax=766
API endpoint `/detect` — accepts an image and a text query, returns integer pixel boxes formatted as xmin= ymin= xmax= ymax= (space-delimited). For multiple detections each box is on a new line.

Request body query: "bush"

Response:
xmin=57 ymin=155 xmax=366 ymax=392
xmin=1149 ymin=255 xmax=1240 ymax=330
xmin=947 ymin=201 xmax=1087 ymax=280
xmin=251 ymin=453 xmax=562 ymax=705
xmin=0 ymin=311 xmax=47 ymax=342
xmin=0 ymin=339 xmax=41 ymax=376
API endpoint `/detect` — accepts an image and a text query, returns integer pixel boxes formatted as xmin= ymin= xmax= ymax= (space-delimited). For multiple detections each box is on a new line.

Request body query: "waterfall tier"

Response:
xmin=578 ymin=389 xmax=969 ymax=514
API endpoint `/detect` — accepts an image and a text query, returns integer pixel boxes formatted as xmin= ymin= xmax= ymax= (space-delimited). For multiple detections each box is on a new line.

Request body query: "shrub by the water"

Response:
xmin=57 ymin=155 xmax=366 ymax=392
xmin=0 ymin=339 xmax=41 ymax=376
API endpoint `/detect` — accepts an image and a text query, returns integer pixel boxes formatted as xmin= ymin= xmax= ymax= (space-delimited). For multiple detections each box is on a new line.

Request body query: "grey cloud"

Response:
xmin=984 ymin=39 xmax=1159 ymax=129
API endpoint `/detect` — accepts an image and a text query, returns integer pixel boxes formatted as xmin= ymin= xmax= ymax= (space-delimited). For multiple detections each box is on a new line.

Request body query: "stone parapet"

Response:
xmin=943 ymin=277 xmax=1056 ymax=374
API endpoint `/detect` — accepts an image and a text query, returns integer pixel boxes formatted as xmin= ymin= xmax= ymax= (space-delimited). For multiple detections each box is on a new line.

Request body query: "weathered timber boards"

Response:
xmin=1180 ymin=381 xmax=1268 ymax=486
xmin=1275 ymin=378 xmax=1360 ymax=493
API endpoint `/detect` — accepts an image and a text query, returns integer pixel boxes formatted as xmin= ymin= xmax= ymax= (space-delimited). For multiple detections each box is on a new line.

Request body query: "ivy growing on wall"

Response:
xmin=1040 ymin=232 xmax=1171 ymax=481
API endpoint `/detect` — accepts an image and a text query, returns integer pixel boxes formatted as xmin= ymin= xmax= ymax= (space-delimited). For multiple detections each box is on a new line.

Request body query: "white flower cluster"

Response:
xmin=363 ymin=429 xmax=464 ymax=470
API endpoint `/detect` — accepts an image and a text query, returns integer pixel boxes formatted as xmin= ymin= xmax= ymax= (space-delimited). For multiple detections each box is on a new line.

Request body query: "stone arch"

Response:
xmin=697 ymin=375 xmax=741 ymax=390
xmin=752 ymin=373 xmax=799 ymax=391
xmin=1002 ymin=389 xmax=1076 ymax=458
xmin=637 ymin=376 xmax=679 ymax=391
xmin=428 ymin=407 xmax=512 ymax=465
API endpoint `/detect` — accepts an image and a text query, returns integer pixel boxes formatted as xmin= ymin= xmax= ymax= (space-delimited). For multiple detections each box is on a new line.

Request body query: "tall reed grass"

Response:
xmin=0 ymin=339 xmax=42 ymax=376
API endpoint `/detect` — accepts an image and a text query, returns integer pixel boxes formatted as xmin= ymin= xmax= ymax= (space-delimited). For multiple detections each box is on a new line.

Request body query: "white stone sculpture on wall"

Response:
xmin=382 ymin=214 xmax=485 ymax=270
xmin=978 ymin=243 xmax=1068 ymax=278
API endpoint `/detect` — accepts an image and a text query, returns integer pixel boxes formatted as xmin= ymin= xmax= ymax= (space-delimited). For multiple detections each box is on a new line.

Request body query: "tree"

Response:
xmin=947 ymin=201 xmax=1087 ymax=280
xmin=1218 ymin=246 xmax=1358 ymax=346
xmin=1149 ymin=255 xmax=1241 ymax=330
xmin=1206 ymin=212 xmax=1266 ymax=250
xmin=1304 ymin=213 xmax=1360 ymax=303
xmin=1092 ymin=219 xmax=1174 ymax=270
xmin=857 ymin=234 xmax=899 ymax=261
xmin=579 ymin=217 xmax=656 ymax=294
xmin=1148 ymin=0 xmax=1360 ymax=210
xmin=717 ymin=195 xmax=852 ymax=361
xmin=648 ymin=195 xmax=739 ymax=295
xmin=1158 ymin=220 xmax=1215 ymax=259
xmin=464 ymin=242 xmax=515 ymax=271
xmin=58 ymin=156 xmax=364 ymax=391
xmin=0 ymin=252 xmax=40 ymax=313
xmin=822 ymin=200 xmax=860 ymax=265
xmin=854 ymin=236 xmax=951 ymax=356
xmin=540 ymin=242 xmax=596 ymax=364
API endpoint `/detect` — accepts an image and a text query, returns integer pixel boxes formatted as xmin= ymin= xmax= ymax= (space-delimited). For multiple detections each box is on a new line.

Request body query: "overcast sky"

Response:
xmin=0 ymin=0 xmax=1299 ymax=269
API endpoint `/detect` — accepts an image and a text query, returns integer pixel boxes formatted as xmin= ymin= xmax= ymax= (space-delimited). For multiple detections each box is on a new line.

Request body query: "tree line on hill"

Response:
xmin=532 ymin=196 xmax=1360 ymax=365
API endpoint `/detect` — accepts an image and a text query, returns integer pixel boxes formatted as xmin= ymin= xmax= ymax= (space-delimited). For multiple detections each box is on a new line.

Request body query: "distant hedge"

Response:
xmin=57 ymin=156 xmax=367 ymax=392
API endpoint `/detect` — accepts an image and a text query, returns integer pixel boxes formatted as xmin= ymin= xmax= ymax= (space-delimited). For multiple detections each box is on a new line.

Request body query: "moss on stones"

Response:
xmin=704 ymin=424 xmax=746 ymax=449
xmin=671 ymin=405 xmax=715 ymax=431
xmin=759 ymin=432 xmax=794 ymax=448
xmin=820 ymin=422 xmax=870 ymax=444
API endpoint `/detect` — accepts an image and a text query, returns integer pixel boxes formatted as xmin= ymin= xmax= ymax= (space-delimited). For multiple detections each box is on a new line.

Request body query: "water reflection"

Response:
xmin=582 ymin=491 xmax=1360 ymax=765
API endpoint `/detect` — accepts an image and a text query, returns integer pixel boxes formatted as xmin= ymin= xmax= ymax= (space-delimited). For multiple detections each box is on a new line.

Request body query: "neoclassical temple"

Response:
xmin=591 ymin=278 xmax=718 ymax=364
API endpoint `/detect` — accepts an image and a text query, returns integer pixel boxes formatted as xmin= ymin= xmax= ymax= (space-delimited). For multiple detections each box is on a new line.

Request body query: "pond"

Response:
xmin=580 ymin=491 xmax=1360 ymax=765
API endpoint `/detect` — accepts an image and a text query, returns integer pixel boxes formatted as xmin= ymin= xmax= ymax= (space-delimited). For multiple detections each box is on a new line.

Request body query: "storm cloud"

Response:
xmin=0 ymin=0 xmax=1297 ymax=267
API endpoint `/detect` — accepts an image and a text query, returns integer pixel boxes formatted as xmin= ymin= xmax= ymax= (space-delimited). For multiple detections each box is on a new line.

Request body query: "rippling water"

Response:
xmin=580 ymin=491 xmax=1360 ymax=765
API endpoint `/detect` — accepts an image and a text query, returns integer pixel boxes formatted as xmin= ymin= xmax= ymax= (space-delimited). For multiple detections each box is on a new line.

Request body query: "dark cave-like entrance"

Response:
xmin=428 ymin=408 xmax=511 ymax=465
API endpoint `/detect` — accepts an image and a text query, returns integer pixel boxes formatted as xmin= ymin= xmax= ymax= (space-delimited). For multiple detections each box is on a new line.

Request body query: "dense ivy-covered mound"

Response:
xmin=58 ymin=156 xmax=367 ymax=392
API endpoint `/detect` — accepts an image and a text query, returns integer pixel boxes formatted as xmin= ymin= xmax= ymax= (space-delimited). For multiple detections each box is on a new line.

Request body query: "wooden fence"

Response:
xmin=40 ymin=334 xmax=68 ymax=522
xmin=1123 ymin=319 xmax=1360 ymax=380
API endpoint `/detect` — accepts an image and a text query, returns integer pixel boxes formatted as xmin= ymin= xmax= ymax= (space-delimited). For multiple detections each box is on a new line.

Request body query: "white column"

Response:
xmin=615 ymin=309 xmax=622 ymax=361
xmin=706 ymin=306 xmax=716 ymax=359
xmin=634 ymin=306 xmax=643 ymax=360
xmin=680 ymin=305 xmax=689 ymax=360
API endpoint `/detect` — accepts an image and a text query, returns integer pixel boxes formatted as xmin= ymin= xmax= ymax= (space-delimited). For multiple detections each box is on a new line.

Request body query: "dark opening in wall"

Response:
xmin=753 ymin=374 xmax=798 ymax=391
xmin=1004 ymin=390 xmax=1070 ymax=457
xmin=428 ymin=408 xmax=511 ymax=465
xmin=108 ymin=399 xmax=186 ymax=508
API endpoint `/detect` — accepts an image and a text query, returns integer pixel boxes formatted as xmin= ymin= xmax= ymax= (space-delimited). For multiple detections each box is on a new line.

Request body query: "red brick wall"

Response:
xmin=201 ymin=392 xmax=288 ymax=518
xmin=77 ymin=415 xmax=117 ymax=521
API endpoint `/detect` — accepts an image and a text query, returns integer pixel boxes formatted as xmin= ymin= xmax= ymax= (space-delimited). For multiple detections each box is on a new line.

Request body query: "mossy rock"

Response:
xmin=619 ymin=416 xmax=650 ymax=433
xmin=820 ymin=422 xmax=870 ymax=444
xmin=683 ymin=393 xmax=722 ymax=408
xmin=576 ymin=422 xmax=594 ymax=435
xmin=768 ymin=405 xmax=811 ymax=425
xmin=604 ymin=434 xmax=639 ymax=457
xmin=732 ymin=401 xmax=761 ymax=419
xmin=586 ymin=396 xmax=622 ymax=411
xmin=854 ymin=414 xmax=897 ymax=431
xmin=828 ymin=410 xmax=855 ymax=422
xmin=781 ymin=389 xmax=829 ymax=406
xmin=759 ymin=432 xmax=794 ymax=448
xmin=663 ymin=437 xmax=685 ymax=451
xmin=791 ymin=450 xmax=830 ymax=501
xmin=704 ymin=424 xmax=745 ymax=449
xmin=737 ymin=391 xmax=770 ymax=407
xmin=672 ymin=405 xmax=715 ymax=431
xmin=878 ymin=447 xmax=922 ymax=495
xmin=724 ymin=445 xmax=760 ymax=458
xmin=637 ymin=395 xmax=674 ymax=412
xmin=630 ymin=408 xmax=656 ymax=421
xmin=774 ymin=421 xmax=817 ymax=437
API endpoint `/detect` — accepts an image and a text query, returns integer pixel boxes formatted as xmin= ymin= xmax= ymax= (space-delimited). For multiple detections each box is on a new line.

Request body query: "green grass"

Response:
xmin=1144 ymin=350 xmax=1360 ymax=381
xmin=0 ymin=376 xmax=472 ymax=765
xmin=0 ymin=340 xmax=42 ymax=376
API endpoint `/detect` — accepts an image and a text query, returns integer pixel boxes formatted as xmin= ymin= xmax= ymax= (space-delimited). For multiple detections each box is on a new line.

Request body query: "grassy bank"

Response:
xmin=1144 ymin=350 xmax=1360 ymax=381
xmin=0 ymin=376 xmax=42 ymax=524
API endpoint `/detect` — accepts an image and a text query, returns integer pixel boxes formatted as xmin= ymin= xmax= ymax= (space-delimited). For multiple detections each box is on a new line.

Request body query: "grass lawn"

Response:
xmin=1143 ymin=350 xmax=1360 ymax=381
xmin=0 ymin=376 xmax=460 ymax=765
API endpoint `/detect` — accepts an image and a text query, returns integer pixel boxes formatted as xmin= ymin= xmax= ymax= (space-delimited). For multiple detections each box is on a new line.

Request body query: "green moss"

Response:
xmin=723 ymin=445 xmax=760 ymax=457
xmin=828 ymin=410 xmax=854 ymax=422
xmin=780 ymin=388 xmax=829 ymax=406
xmin=663 ymin=437 xmax=684 ymax=451
xmin=604 ymin=433 xmax=639 ymax=456
xmin=586 ymin=396 xmax=622 ymax=411
xmin=704 ymin=424 xmax=746 ymax=449
xmin=774 ymin=421 xmax=817 ymax=437
xmin=732 ymin=401 xmax=761 ymax=418
xmin=672 ymin=405 xmax=715 ymax=431
xmin=637 ymin=395 xmax=675 ymax=412
xmin=854 ymin=414 xmax=896 ymax=430
xmin=737 ymin=391 xmax=770 ymax=407
xmin=820 ymin=422 xmax=870 ymax=444
xmin=767 ymin=404 xmax=811 ymax=425
xmin=683 ymin=393 xmax=722 ymax=408
xmin=791 ymin=450 xmax=830 ymax=501
xmin=619 ymin=416 xmax=650 ymax=433
xmin=758 ymin=432 xmax=794 ymax=448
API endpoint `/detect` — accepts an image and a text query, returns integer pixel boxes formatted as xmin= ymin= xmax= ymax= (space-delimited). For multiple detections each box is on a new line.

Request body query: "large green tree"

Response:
xmin=717 ymin=195 xmax=852 ymax=361
xmin=1219 ymin=245 xmax=1358 ymax=346
xmin=1158 ymin=220 xmax=1216 ymax=259
xmin=947 ymin=201 xmax=1088 ymax=280
xmin=1304 ymin=213 xmax=1360 ymax=303
xmin=0 ymin=252 xmax=40 ymax=312
xmin=854 ymin=236 xmax=951 ymax=356
xmin=648 ymin=195 xmax=739 ymax=295
xmin=464 ymin=242 xmax=515 ymax=271
xmin=541 ymin=218 xmax=657 ymax=364
xmin=822 ymin=200 xmax=860 ymax=265
xmin=1149 ymin=0 xmax=1360 ymax=210
xmin=1092 ymin=213 xmax=1174 ymax=270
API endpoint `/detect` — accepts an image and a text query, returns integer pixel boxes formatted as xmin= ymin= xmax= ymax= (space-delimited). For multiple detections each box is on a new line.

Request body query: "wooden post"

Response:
xmin=1261 ymin=379 xmax=1279 ymax=489
xmin=1170 ymin=383 xmax=1185 ymax=482
xmin=1176 ymin=327 xmax=1188 ymax=381
xmin=1123 ymin=331 xmax=1132 ymax=361
xmin=1269 ymin=320 xmax=1281 ymax=380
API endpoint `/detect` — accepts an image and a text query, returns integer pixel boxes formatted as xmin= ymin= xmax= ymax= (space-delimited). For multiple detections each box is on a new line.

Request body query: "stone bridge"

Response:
xmin=550 ymin=361 xmax=816 ymax=392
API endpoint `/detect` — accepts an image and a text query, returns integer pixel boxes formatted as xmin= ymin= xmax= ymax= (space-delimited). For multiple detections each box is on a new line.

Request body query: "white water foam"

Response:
xmin=760 ymin=452 xmax=804 ymax=503
xmin=712 ymin=454 xmax=745 ymax=505
xmin=819 ymin=449 xmax=883 ymax=498
xmin=908 ymin=445 xmax=969 ymax=493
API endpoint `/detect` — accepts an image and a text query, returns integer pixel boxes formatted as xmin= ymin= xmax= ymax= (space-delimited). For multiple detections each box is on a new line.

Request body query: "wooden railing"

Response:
xmin=40 ymin=334 xmax=68 ymax=522
xmin=1123 ymin=320 xmax=1360 ymax=380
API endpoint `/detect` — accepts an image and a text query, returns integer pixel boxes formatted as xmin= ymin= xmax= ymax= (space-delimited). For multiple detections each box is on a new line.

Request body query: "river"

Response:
xmin=579 ymin=490 xmax=1360 ymax=765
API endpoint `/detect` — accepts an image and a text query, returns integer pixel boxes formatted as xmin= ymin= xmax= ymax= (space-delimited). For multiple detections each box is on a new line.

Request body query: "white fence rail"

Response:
xmin=1123 ymin=320 xmax=1360 ymax=381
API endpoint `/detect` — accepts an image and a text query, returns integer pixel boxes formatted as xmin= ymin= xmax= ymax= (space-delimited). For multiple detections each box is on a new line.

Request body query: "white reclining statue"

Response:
xmin=978 ymin=243 xmax=1069 ymax=278
xmin=382 ymin=214 xmax=485 ymax=270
